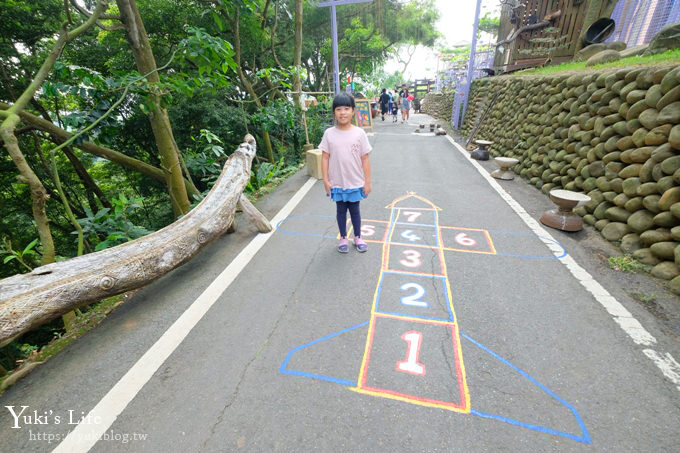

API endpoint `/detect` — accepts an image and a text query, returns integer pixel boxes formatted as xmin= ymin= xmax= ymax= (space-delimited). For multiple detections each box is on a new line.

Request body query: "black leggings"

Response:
xmin=337 ymin=201 xmax=361 ymax=238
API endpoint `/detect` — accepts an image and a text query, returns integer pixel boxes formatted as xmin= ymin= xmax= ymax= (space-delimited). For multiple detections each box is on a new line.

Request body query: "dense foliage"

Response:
xmin=0 ymin=0 xmax=439 ymax=379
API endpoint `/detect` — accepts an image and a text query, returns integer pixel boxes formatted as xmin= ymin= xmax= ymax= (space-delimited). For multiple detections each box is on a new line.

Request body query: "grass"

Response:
xmin=0 ymin=294 xmax=125 ymax=393
xmin=608 ymin=255 xmax=650 ymax=274
xmin=634 ymin=291 xmax=658 ymax=304
xmin=516 ymin=49 xmax=680 ymax=75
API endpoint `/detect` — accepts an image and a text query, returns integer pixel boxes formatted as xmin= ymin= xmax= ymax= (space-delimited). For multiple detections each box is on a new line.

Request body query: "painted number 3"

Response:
xmin=396 ymin=331 xmax=426 ymax=376
xmin=400 ymin=250 xmax=422 ymax=268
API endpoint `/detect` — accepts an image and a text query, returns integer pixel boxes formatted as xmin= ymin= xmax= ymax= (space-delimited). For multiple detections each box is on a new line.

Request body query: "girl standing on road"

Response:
xmin=320 ymin=93 xmax=372 ymax=253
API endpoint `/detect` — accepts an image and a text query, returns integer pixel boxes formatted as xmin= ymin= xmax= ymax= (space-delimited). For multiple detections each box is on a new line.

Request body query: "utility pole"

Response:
xmin=317 ymin=0 xmax=373 ymax=95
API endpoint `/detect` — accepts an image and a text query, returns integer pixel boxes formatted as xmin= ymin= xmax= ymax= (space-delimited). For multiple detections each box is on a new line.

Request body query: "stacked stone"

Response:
xmin=458 ymin=65 xmax=680 ymax=291
xmin=460 ymin=79 xmax=492 ymax=135
xmin=420 ymin=92 xmax=455 ymax=122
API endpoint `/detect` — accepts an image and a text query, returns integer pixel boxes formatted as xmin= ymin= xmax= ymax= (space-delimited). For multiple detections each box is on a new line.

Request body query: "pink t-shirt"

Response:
xmin=319 ymin=126 xmax=372 ymax=189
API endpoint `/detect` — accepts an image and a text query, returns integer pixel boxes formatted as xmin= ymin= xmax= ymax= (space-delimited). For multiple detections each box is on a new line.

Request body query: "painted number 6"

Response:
xmin=454 ymin=232 xmax=476 ymax=247
xmin=400 ymin=250 xmax=422 ymax=268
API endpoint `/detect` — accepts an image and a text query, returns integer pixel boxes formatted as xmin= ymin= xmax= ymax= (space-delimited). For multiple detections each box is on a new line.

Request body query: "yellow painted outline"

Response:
xmin=354 ymin=193 xmax=471 ymax=412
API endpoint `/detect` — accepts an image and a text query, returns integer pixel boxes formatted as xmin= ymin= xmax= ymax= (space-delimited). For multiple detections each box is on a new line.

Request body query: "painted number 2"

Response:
xmin=400 ymin=250 xmax=422 ymax=268
xmin=396 ymin=331 xmax=426 ymax=376
xmin=400 ymin=283 xmax=428 ymax=308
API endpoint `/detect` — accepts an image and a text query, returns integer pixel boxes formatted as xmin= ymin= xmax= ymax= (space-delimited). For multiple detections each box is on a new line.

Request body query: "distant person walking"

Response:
xmin=320 ymin=93 xmax=372 ymax=253
xmin=400 ymin=88 xmax=411 ymax=123
xmin=378 ymin=88 xmax=390 ymax=122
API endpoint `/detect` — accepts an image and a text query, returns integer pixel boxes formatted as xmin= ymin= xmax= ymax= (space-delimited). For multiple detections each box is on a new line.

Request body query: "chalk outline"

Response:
xmin=280 ymin=325 xmax=591 ymax=444
xmin=355 ymin=313 xmax=467 ymax=411
xmin=375 ymin=272 xmax=455 ymax=322
xmin=276 ymin=215 xmax=567 ymax=259
xmin=354 ymin=193 xmax=470 ymax=412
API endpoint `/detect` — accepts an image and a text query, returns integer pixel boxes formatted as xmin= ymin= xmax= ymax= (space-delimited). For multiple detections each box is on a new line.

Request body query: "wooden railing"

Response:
xmin=0 ymin=134 xmax=271 ymax=346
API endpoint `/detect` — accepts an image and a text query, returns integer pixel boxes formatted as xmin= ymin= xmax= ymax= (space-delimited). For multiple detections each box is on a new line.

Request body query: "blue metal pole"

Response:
xmin=318 ymin=0 xmax=373 ymax=96
xmin=331 ymin=5 xmax=341 ymax=95
xmin=458 ymin=0 xmax=483 ymax=128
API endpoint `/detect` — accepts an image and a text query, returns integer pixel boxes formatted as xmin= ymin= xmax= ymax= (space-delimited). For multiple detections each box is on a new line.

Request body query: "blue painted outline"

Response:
xmin=280 ymin=322 xmax=369 ymax=386
xmin=461 ymin=333 xmax=591 ymax=444
xmin=281 ymin=327 xmax=590 ymax=444
xmin=275 ymin=216 xmax=568 ymax=260
xmin=486 ymin=230 xmax=568 ymax=259
xmin=375 ymin=272 xmax=455 ymax=323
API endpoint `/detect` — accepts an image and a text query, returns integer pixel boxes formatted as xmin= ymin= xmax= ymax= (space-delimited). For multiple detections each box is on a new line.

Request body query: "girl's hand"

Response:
xmin=323 ymin=179 xmax=331 ymax=196
xmin=362 ymin=182 xmax=372 ymax=196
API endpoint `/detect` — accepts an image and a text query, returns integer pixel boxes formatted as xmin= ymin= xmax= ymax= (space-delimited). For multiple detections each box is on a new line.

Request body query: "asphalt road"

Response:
xmin=1 ymin=113 xmax=679 ymax=452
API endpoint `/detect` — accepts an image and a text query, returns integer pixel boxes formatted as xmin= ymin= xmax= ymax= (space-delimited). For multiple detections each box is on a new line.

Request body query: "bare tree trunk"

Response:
xmin=0 ymin=102 xmax=200 ymax=199
xmin=116 ymin=0 xmax=190 ymax=216
xmin=292 ymin=0 xmax=304 ymax=109
xmin=62 ymin=147 xmax=111 ymax=210
xmin=0 ymin=0 xmax=109 ymax=264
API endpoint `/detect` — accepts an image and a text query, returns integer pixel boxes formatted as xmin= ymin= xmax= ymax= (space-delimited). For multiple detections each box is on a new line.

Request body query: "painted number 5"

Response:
xmin=399 ymin=250 xmax=422 ymax=268
xmin=361 ymin=225 xmax=375 ymax=237
xmin=396 ymin=331 xmax=426 ymax=376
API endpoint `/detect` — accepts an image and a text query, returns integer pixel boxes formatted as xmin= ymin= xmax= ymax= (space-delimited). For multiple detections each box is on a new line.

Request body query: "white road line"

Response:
xmin=53 ymin=177 xmax=318 ymax=453
xmin=447 ymin=137 xmax=679 ymax=391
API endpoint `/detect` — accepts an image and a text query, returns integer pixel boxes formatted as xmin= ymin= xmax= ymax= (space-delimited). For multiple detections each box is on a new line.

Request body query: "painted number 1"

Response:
xmin=396 ymin=331 xmax=426 ymax=376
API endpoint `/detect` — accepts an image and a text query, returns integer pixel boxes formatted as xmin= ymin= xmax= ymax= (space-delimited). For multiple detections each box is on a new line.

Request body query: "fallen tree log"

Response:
xmin=0 ymin=134 xmax=265 ymax=346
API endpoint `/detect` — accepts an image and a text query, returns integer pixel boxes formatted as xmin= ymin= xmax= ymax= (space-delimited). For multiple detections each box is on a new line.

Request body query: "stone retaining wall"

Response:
xmin=454 ymin=66 xmax=680 ymax=291
xmin=420 ymin=92 xmax=454 ymax=122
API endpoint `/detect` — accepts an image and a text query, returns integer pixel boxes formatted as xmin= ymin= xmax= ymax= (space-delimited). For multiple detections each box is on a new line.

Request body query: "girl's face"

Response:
xmin=334 ymin=105 xmax=354 ymax=127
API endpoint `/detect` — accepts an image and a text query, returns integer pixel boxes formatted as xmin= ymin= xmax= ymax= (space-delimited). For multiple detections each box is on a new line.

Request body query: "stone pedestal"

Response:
xmin=540 ymin=189 xmax=591 ymax=232
xmin=491 ymin=157 xmax=519 ymax=180
xmin=471 ymin=139 xmax=493 ymax=161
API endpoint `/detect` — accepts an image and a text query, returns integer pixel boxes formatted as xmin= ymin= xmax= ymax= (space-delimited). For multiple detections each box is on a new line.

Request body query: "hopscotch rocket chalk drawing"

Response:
xmin=280 ymin=193 xmax=590 ymax=444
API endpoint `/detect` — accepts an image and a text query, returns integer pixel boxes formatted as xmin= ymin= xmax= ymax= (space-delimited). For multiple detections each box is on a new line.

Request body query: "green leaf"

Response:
xmin=3 ymin=255 xmax=16 ymax=264
xmin=22 ymin=238 xmax=39 ymax=255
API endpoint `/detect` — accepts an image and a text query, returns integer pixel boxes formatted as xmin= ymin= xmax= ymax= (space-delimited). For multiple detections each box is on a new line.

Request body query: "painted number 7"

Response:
xmin=403 ymin=211 xmax=422 ymax=222
xmin=396 ymin=331 xmax=426 ymax=376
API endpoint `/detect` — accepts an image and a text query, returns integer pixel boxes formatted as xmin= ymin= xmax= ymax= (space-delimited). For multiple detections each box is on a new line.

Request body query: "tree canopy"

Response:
xmin=0 ymin=0 xmax=440 ymax=280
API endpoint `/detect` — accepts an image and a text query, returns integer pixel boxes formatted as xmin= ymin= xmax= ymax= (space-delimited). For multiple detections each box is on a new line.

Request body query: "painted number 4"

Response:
xmin=396 ymin=331 xmax=426 ymax=376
